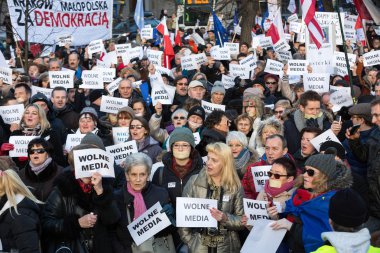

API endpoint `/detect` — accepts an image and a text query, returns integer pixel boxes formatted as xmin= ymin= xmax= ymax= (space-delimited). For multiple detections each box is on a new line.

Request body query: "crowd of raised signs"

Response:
xmin=0 ymin=13 xmax=380 ymax=253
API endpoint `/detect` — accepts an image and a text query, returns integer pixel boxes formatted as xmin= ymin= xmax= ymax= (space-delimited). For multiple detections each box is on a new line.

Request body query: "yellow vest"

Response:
xmin=312 ymin=245 xmax=380 ymax=253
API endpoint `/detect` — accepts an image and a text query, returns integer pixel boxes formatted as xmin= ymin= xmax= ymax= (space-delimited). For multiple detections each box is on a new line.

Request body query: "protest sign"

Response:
xmin=98 ymin=68 xmax=116 ymax=83
xmin=252 ymin=34 xmax=264 ymax=48
xmin=241 ymin=220 xmax=287 ymax=253
xmin=264 ymin=59 xmax=284 ymax=76
xmin=73 ymin=148 xmax=115 ymax=179
xmin=252 ymin=165 xmax=271 ymax=193
xmin=221 ymin=75 xmax=235 ymax=89
xmin=315 ymin=12 xmax=344 ymax=45
xmin=103 ymin=50 xmax=118 ymax=65
xmin=329 ymin=88 xmax=353 ymax=112
xmin=288 ymin=75 xmax=301 ymax=84
xmin=176 ymin=197 xmax=218 ymax=228
xmin=240 ymin=54 xmax=257 ymax=70
xmin=7 ymin=0 xmax=113 ymax=45
xmin=224 ymin=43 xmax=239 ymax=55
xmin=115 ymin=44 xmax=131 ymax=57
xmin=149 ymin=73 xmax=165 ymax=87
xmin=289 ymin=22 xmax=302 ymax=33
xmin=125 ymin=47 xmax=143 ymax=62
xmin=259 ymin=37 xmax=274 ymax=49
xmin=128 ymin=202 xmax=171 ymax=246
xmin=218 ymin=47 xmax=231 ymax=61
xmin=81 ymin=70 xmax=104 ymax=89
xmin=333 ymin=52 xmax=356 ymax=76
xmin=210 ymin=46 xmax=221 ymax=59
xmin=97 ymin=58 xmax=110 ymax=68
xmin=287 ymin=13 xmax=299 ymax=23
xmin=303 ymin=73 xmax=330 ymax=93
xmin=106 ymin=77 xmax=122 ymax=95
xmin=192 ymin=32 xmax=205 ymax=45
xmin=88 ymin=39 xmax=105 ymax=55
xmin=100 ymin=96 xmax=129 ymax=114
xmin=112 ymin=127 xmax=129 ymax=144
xmin=9 ymin=136 xmax=38 ymax=157
xmin=141 ymin=27 xmax=153 ymax=40
xmin=243 ymin=199 xmax=282 ymax=226
xmin=229 ymin=64 xmax=250 ymax=79
xmin=193 ymin=53 xmax=208 ymax=66
xmin=201 ymin=100 xmax=225 ymax=115
xmin=151 ymin=83 xmax=175 ymax=106
xmin=273 ymin=39 xmax=291 ymax=52
xmin=375 ymin=26 xmax=380 ymax=35
xmin=0 ymin=67 xmax=12 ymax=84
xmin=277 ymin=51 xmax=293 ymax=61
xmin=106 ymin=141 xmax=138 ymax=164
xmin=0 ymin=104 xmax=24 ymax=124
xmin=155 ymin=66 xmax=173 ymax=77
xmin=344 ymin=15 xmax=357 ymax=41
xmin=147 ymin=49 xmax=163 ymax=66
xmin=310 ymin=129 xmax=342 ymax=152
xmin=31 ymin=86 xmax=53 ymax=99
xmin=330 ymin=85 xmax=351 ymax=96
xmin=363 ymin=51 xmax=380 ymax=67
xmin=49 ymin=70 xmax=74 ymax=88
xmin=287 ymin=60 xmax=308 ymax=75
xmin=57 ymin=35 xmax=73 ymax=47
xmin=181 ymin=55 xmax=198 ymax=71
xmin=65 ymin=134 xmax=85 ymax=152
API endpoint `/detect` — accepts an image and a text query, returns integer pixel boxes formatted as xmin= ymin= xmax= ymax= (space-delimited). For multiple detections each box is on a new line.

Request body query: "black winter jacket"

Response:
xmin=54 ymin=104 xmax=80 ymax=134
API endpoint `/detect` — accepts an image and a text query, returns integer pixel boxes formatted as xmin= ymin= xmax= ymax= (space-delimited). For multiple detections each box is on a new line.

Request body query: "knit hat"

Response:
xmin=243 ymin=88 xmax=263 ymax=107
xmin=30 ymin=92 xmax=49 ymax=105
xmin=305 ymin=154 xmax=337 ymax=181
xmin=320 ymin=141 xmax=346 ymax=161
xmin=188 ymin=106 xmax=206 ymax=121
xmin=89 ymin=89 xmax=105 ymax=103
xmin=169 ymin=127 xmax=195 ymax=148
xmin=348 ymin=103 xmax=372 ymax=122
xmin=80 ymin=132 xmax=105 ymax=150
xmin=329 ymin=188 xmax=368 ymax=227
xmin=80 ymin=107 xmax=98 ymax=121
xmin=211 ymin=84 xmax=225 ymax=95
xmin=251 ymin=78 xmax=266 ymax=91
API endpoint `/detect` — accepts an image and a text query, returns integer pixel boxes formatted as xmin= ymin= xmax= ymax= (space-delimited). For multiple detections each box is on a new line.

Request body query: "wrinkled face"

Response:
xmin=28 ymin=66 xmax=39 ymax=78
xmin=214 ymin=116 xmax=230 ymax=133
xmin=206 ymin=151 xmax=223 ymax=179
xmin=51 ymin=90 xmax=67 ymax=109
xmin=188 ymin=86 xmax=206 ymax=100
xmin=68 ymin=54 xmax=80 ymax=69
xmin=301 ymin=132 xmax=317 ymax=156
xmin=130 ymin=119 xmax=147 ymax=141
xmin=29 ymin=144 xmax=48 ymax=166
xmin=261 ymin=125 xmax=278 ymax=143
xmin=14 ymin=87 xmax=30 ymax=104
xmin=126 ymin=165 xmax=149 ymax=192
xmin=119 ymin=80 xmax=133 ymax=99
xmin=300 ymin=101 xmax=321 ymax=116
xmin=237 ymin=118 xmax=252 ymax=135
xmin=175 ymin=78 xmax=188 ymax=96
xmin=133 ymin=102 xmax=145 ymax=117
xmin=265 ymin=78 xmax=278 ymax=94
xmin=23 ymin=106 xmax=40 ymax=128
xmin=172 ymin=114 xmax=187 ymax=127
xmin=228 ymin=140 xmax=244 ymax=158
xmin=211 ymin=92 xmax=224 ymax=104
xmin=265 ymin=137 xmax=287 ymax=165
xmin=79 ymin=116 xmax=96 ymax=133
xmin=49 ymin=61 xmax=61 ymax=71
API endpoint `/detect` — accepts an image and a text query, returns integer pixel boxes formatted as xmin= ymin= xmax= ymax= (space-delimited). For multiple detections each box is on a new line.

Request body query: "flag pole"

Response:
xmin=232 ymin=16 xmax=242 ymax=43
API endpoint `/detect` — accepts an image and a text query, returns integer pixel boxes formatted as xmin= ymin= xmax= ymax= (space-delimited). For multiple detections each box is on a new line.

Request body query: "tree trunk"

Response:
xmin=240 ymin=0 xmax=257 ymax=45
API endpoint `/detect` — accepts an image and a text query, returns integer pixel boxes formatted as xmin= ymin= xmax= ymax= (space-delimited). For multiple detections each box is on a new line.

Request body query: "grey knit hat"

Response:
xmin=169 ymin=127 xmax=195 ymax=148
xmin=80 ymin=107 xmax=98 ymax=120
xmin=211 ymin=84 xmax=226 ymax=95
xmin=305 ymin=154 xmax=337 ymax=181
xmin=80 ymin=132 xmax=105 ymax=150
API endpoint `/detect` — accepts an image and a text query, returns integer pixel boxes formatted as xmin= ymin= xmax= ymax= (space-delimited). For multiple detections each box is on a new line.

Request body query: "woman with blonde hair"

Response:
xmin=0 ymin=169 xmax=43 ymax=253
xmin=179 ymin=142 xmax=244 ymax=253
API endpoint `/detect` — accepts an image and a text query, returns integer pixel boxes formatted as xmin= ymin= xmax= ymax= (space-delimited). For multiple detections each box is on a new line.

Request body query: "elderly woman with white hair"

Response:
xmin=227 ymin=131 xmax=259 ymax=179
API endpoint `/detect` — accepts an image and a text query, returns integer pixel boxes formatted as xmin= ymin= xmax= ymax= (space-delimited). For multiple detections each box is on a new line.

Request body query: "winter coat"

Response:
xmin=135 ymin=136 xmax=162 ymax=163
xmin=19 ymin=160 xmax=64 ymax=201
xmin=0 ymin=195 xmax=41 ymax=253
xmin=113 ymin=182 xmax=174 ymax=253
xmin=178 ymin=169 xmax=245 ymax=253
xmin=41 ymin=171 xmax=120 ymax=253
xmin=54 ymin=104 xmax=80 ymax=134
xmin=149 ymin=113 xmax=169 ymax=144
xmin=196 ymin=128 xmax=226 ymax=157
xmin=152 ymin=150 xmax=203 ymax=208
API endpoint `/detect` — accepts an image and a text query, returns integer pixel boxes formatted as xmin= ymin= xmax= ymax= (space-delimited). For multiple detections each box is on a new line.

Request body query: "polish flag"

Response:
xmin=301 ymin=0 xmax=324 ymax=49
xmin=355 ymin=16 xmax=366 ymax=46
xmin=266 ymin=8 xmax=284 ymax=44
xmin=175 ymin=30 xmax=183 ymax=47
xmin=156 ymin=17 xmax=175 ymax=69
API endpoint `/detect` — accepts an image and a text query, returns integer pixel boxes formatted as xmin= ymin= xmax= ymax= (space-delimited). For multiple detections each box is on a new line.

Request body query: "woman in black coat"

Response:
xmin=41 ymin=144 xmax=120 ymax=253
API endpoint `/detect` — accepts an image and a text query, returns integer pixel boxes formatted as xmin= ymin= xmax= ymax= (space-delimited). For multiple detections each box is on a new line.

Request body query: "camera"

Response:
xmin=207 ymin=227 xmax=219 ymax=236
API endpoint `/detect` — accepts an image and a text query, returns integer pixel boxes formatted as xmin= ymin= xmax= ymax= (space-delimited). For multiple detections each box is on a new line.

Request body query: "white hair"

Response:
xmin=226 ymin=131 xmax=248 ymax=147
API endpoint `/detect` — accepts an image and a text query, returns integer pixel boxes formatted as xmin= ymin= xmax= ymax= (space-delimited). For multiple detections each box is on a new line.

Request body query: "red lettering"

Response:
xmin=78 ymin=13 xmax=84 ymax=26
xmin=34 ymin=10 xmax=43 ymax=26
xmin=102 ymin=13 xmax=109 ymax=28
xmin=43 ymin=11 xmax=50 ymax=27
xmin=85 ymin=13 xmax=91 ymax=26
xmin=51 ymin=12 xmax=61 ymax=27
xmin=92 ymin=12 xmax=98 ymax=26
xmin=71 ymin=13 xmax=77 ymax=26
xmin=62 ymin=13 xmax=70 ymax=27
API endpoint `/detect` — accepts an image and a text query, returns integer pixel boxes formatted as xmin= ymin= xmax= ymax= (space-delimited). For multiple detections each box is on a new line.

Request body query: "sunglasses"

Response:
xmin=267 ymin=171 xmax=288 ymax=179
xmin=173 ymin=116 xmax=186 ymax=120
xmin=130 ymin=125 xmax=144 ymax=130
xmin=266 ymin=82 xmax=277 ymax=85
xmin=29 ymin=148 xmax=46 ymax=155
xmin=303 ymin=168 xmax=315 ymax=177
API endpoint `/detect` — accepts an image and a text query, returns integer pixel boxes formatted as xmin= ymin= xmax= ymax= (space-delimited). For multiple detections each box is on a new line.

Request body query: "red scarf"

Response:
xmin=77 ymin=179 xmax=93 ymax=193
xmin=172 ymin=159 xmax=192 ymax=179
xmin=292 ymin=188 xmax=323 ymax=206
xmin=264 ymin=180 xmax=295 ymax=198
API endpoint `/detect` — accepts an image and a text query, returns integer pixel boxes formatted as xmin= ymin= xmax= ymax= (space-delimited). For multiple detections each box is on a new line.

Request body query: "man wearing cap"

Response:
xmin=312 ymin=189 xmax=379 ymax=253
xmin=188 ymin=80 xmax=206 ymax=101
xmin=185 ymin=106 xmax=205 ymax=133
xmin=209 ymin=82 xmax=225 ymax=105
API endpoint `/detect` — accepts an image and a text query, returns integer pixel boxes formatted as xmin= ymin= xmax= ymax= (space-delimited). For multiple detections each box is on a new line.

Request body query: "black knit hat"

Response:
xmin=187 ymin=106 xmax=206 ymax=121
xmin=89 ymin=89 xmax=105 ymax=103
xmin=329 ymin=188 xmax=368 ymax=227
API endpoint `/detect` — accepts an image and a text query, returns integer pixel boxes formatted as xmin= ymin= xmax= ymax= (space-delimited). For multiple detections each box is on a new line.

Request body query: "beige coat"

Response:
xmin=178 ymin=169 xmax=245 ymax=253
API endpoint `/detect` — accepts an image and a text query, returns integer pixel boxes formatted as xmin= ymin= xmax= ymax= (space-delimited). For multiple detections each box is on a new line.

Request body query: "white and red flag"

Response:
xmin=266 ymin=8 xmax=284 ymax=44
xmin=156 ymin=17 xmax=175 ymax=69
xmin=301 ymin=0 xmax=324 ymax=49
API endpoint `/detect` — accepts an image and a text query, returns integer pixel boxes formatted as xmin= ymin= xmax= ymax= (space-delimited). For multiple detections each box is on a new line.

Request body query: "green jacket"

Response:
xmin=312 ymin=245 xmax=380 ymax=253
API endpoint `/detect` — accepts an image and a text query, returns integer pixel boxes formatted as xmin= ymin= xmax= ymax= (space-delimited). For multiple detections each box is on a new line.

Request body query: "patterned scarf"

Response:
xmin=21 ymin=123 xmax=42 ymax=136
xmin=29 ymin=157 xmax=52 ymax=175
xmin=127 ymin=182 xmax=147 ymax=219
xmin=234 ymin=148 xmax=251 ymax=175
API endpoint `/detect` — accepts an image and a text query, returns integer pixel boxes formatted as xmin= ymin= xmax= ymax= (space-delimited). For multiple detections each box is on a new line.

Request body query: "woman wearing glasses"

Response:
xmin=129 ymin=117 xmax=162 ymax=163
xmin=19 ymin=138 xmax=64 ymax=201
xmin=268 ymin=154 xmax=352 ymax=253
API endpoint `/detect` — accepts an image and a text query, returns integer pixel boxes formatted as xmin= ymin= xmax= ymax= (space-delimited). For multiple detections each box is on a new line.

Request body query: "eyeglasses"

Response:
xmin=177 ymin=82 xmax=188 ymax=86
xmin=173 ymin=116 xmax=186 ymax=120
xmin=266 ymin=82 xmax=277 ymax=85
xmin=303 ymin=168 xmax=315 ymax=177
xmin=130 ymin=125 xmax=144 ymax=129
xmin=29 ymin=148 xmax=46 ymax=155
xmin=273 ymin=110 xmax=284 ymax=115
xmin=267 ymin=171 xmax=288 ymax=179
xmin=173 ymin=144 xmax=191 ymax=149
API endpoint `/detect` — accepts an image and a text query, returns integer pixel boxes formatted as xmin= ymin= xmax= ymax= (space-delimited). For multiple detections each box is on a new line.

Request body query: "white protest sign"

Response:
xmin=243 ymin=199 xmax=282 ymax=226
xmin=333 ymin=52 xmax=356 ymax=76
xmin=375 ymin=26 xmax=380 ymax=35
xmin=141 ymin=28 xmax=153 ymax=40
xmin=193 ymin=53 xmax=208 ymax=66
xmin=287 ymin=13 xmax=299 ymax=23
xmin=126 ymin=47 xmax=143 ymax=61
xmin=128 ymin=202 xmax=171 ymax=246
xmin=285 ymin=33 xmax=291 ymax=42
xmin=252 ymin=165 xmax=271 ymax=193
xmin=277 ymin=51 xmax=293 ymax=61
xmin=176 ymin=197 xmax=218 ymax=228
xmin=210 ymin=46 xmax=221 ymax=59
xmin=287 ymin=60 xmax=308 ymax=75
xmin=273 ymin=39 xmax=291 ymax=52
xmin=329 ymin=88 xmax=353 ymax=112
xmin=0 ymin=51 xmax=7 ymax=68
xmin=73 ymin=149 xmax=115 ymax=179
xmin=9 ymin=136 xmax=38 ymax=157
xmin=218 ymin=48 xmax=231 ymax=61
xmin=100 ymin=96 xmax=129 ymax=114
xmin=344 ymin=15 xmax=357 ymax=41
xmin=310 ymin=129 xmax=342 ymax=152
xmin=106 ymin=141 xmax=138 ymax=165
xmin=31 ymin=86 xmax=53 ymax=100
xmin=229 ymin=64 xmax=250 ymax=79
xmin=147 ymin=49 xmax=163 ymax=66
xmin=112 ymin=127 xmax=129 ymax=144
xmin=115 ymin=44 xmax=131 ymax=57
xmin=222 ymin=75 xmax=235 ymax=89
xmin=303 ymin=73 xmax=330 ymax=93
xmin=201 ymin=100 xmax=225 ymax=115
xmin=98 ymin=68 xmax=116 ymax=83
xmin=149 ymin=73 xmax=165 ymax=87
xmin=315 ymin=12 xmax=344 ymax=45
xmin=193 ymin=132 xmax=201 ymax=145
xmin=0 ymin=67 xmax=12 ymax=84
xmin=260 ymin=37 xmax=274 ymax=49
xmin=151 ymin=83 xmax=175 ymax=106
xmin=65 ymin=134 xmax=85 ymax=152
xmin=81 ymin=70 xmax=104 ymax=89
xmin=181 ymin=55 xmax=198 ymax=71
xmin=264 ymin=59 xmax=284 ymax=76
xmin=0 ymin=104 xmax=24 ymax=124
xmin=241 ymin=220 xmax=287 ymax=253
xmin=289 ymin=75 xmax=301 ymax=84
xmin=363 ymin=51 xmax=380 ymax=67
xmin=289 ymin=22 xmax=302 ymax=33
xmin=97 ymin=58 xmax=110 ymax=69
xmin=252 ymin=35 xmax=264 ymax=48
xmin=240 ymin=54 xmax=257 ymax=70
xmin=88 ymin=39 xmax=105 ymax=55
xmin=103 ymin=50 xmax=118 ymax=65
xmin=155 ymin=66 xmax=173 ymax=77
xmin=224 ymin=43 xmax=240 ymax=55
xmin=49 ymin=71 xmax=74 ymax=88
xmin=192 ymin=32 xmax=205 ymax=45
xmin=57 ymin=35 xmax=73 ymax=47
xmin=330 ymin=85 xmax=351 ymax=96
xmin=106 ymin=77 xmax=122 ymax=95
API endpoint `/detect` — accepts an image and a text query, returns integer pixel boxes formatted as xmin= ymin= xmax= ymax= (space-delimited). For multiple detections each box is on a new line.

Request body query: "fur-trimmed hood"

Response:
xmin=327 ymin=162 xmax=353 ymax=191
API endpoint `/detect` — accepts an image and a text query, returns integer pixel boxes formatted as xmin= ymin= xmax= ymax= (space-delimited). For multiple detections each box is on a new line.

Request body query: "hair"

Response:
xmin=371 ymin=98 xmax=380 ymax=108
xmin=243 ymin=96 xmax=264 ymax=119
xmin=257 ymin=118 xmax=284 ymax=141
xmin=272 ymin=157 xmax=297 ymax=178
xmin=204 ymin=110 xmax=228 ymax=129
xmin=130 ymin=117 xmax=150 ymax=136
xmin=1 ymin=97 xmax=17 ymax=106
xmin=120 ymin=152 xmax=153 ymax=175
xmin=14 ymin=82 xmax=32 ymax=95
xmin=51 ymin=86 xmax=67 ymax=97
xmin=206 ymin=142 xmax=241 ymax=193
xmin=68 ymin=51 xmax=80 ymax=60
xmin=171 ymin=109 xmax=188 ymax=120
xmin=192 ymin=72 xmax=207 ymax=81
xmin=38 ymin=72 xmax=49 ymax=87
xmin=117 ymin=110 xmax=134 ymax=120
xmin=266 ymin=134 xmax=287 ymax=149
xmin=21 ymin=104 xmax=50 ymax=132
xmin=48 ymin=58 xmax=61 ymax=68
xmin=27 ymin=137 xmax=53 ymax=157
xmin=0 ymin=169 xmax=43 ymax=214
xmin=226 ymin=131 xmax=248 ymax=147
xmin=182 ymin=98 xmax=201 ymax=112
xmin=119 ymin=67 xmax=141 ymax=80
xmin=68 ymin=144 xmax=99 ymax=168
xmin=240 ymin=42 xmax=249 ymax=48
xmin=299 ymin=90 xmax=321 ymax=107
xmin=300 ymin=127 xmax=323 ymax=139
xmin=235 ymin=114 xmax=253 ymax=131
xmin=274 ymin=99 xmax=292 ymax=110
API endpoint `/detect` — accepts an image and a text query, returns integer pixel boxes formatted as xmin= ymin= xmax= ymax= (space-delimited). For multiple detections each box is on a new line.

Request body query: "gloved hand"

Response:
xmin=161 ymin=204 xmax=176 ymax=226
xmin=306 ymin=118 xmax=320 ymax=128
xmin=1 ymin=143 xmax=14 ymax=152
